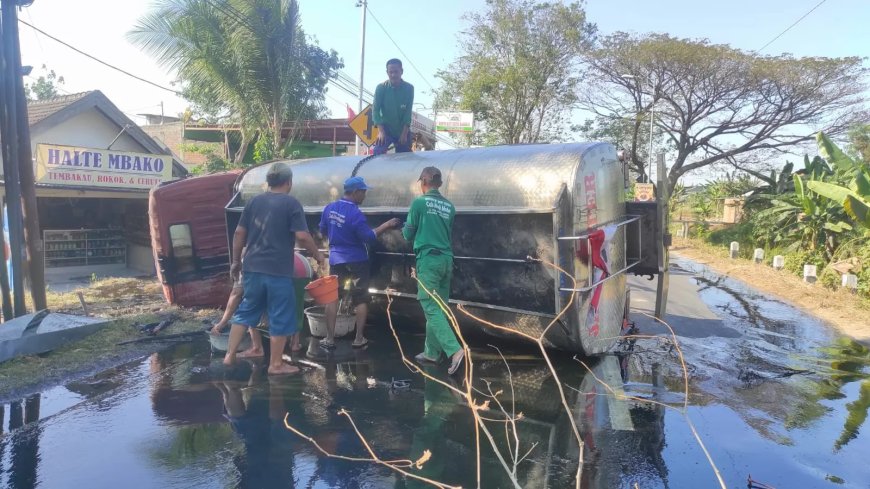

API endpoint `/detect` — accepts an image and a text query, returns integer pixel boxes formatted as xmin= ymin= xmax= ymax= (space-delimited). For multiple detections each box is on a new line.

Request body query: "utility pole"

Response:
xmin=7 ymin=0 xmax=47 ymax=311
xmin=355 ymin=0 xmax=367 ymax=156
xmin=654 ymin=153 xmax=670 ymax=319
xmin=0 ymin=0 xmax=30 ymax=317
xmin=648 ymin=101 xmax=655 ymax=183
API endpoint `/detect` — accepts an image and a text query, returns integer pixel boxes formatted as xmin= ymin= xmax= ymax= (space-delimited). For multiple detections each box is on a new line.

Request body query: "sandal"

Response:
xmin=319 ymin=338 xmax=336 ymax=350
xmin=414 ymin=352 xmax=438 ymax=364
xmin=352 ymin=338 xmax=369 ymax=349
xmin=448 ymin=349 xmax=466 ymax=375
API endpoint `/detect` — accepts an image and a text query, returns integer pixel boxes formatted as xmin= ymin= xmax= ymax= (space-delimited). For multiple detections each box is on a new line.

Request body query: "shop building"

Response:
xmin=0 ymin=91 xmax=188 ymax=284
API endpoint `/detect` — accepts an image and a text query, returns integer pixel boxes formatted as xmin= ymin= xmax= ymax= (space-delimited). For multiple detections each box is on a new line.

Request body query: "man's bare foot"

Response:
xmin=268 ymin=364 xmax=300 ymax=376
xmin=236 ymin=348 xmax=264 ymax=359
xmin=223 ymin=354 xmax=236 ymax=366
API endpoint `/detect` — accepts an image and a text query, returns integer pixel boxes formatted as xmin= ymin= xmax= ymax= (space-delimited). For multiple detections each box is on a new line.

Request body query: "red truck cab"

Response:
xmin=148 ymin=171 xmax=240 ymax=307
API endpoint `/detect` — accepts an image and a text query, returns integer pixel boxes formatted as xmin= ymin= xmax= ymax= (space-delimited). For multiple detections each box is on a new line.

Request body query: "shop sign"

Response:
xmin=435 ymin=111 xmax=474 ymax=133
xmin=634 ymin=183 xmax=655 ymax=202
xmin=35 ymin=144 xmax=172 ymax=189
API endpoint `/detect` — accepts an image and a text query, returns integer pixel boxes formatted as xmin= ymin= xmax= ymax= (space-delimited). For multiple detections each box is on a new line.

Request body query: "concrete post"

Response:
xmin=842 ymin=273 xmax=858 ymax=293
xmin=773 ymin=255 xmax=785 ymax=270
xmin=803 ymin=265 xmax=817 ymax=284
xmin=753 ymin=248 xmax=764 ymax=264
xmin=729 ymin=241 xmax=739 ymax=259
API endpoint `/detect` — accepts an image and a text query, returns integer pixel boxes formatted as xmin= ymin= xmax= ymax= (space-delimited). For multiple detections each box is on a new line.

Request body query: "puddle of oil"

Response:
xmin=0 ymin=311 xmax=869 ymax=488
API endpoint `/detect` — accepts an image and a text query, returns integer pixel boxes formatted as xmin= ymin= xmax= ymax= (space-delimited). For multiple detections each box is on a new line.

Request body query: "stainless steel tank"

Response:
xmin=232 ymin=143 xmax=636 ymax=355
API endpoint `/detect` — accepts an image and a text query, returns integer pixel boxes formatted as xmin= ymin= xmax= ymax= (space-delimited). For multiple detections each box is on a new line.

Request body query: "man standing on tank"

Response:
xmin=224 ymin=162 xmax=326 ymax=375
xmin=372 ymin=58 xmax=414 ymax=155
xmin=402 ymin=166 xmax=465 ymax=375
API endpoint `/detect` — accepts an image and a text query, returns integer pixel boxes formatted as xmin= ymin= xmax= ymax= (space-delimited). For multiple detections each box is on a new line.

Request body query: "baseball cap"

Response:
xmin=418 ymin=166 xmax=442 ymax=185
xmin=344 ymin=176 xmax=372 ymax=192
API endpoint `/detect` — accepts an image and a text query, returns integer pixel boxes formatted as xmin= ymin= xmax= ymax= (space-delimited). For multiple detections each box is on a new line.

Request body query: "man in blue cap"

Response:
xmin=318 ymin=176 xmax=400 ymax=348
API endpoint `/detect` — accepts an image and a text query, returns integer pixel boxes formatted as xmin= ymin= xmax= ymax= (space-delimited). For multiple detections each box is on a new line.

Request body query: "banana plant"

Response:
xmin=807 ymin=132 xmax=870 ymax=232
xmin=754 ymin=174 xmax=852 ymax=252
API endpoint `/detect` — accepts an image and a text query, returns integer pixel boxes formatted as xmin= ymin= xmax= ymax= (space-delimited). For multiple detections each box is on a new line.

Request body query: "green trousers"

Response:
xmin=416 ymin=253 xmax=461 ymax=359
xmin=406 ymin=368 xmax=456 ymax=488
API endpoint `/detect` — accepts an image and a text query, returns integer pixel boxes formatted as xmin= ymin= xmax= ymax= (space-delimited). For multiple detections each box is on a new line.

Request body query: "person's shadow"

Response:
xmin=213 ymin=361 xmax=296 ymax=488
xmin=400 ymin=365 xmax=462 ymax=489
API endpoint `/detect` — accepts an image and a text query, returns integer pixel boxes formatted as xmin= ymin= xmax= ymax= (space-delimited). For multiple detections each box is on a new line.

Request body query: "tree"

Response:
xmin=848 ymin=124 xmax=870 ymax=163
xmin=582 ymin=33 xmax=868 ymax=193
xmin=130 ymin=0 xmax=342 ymax=164
xmin=24 ymin=65 xmax=64 ymax=100
xmin=577 ymin=113 xmax=667 ymax=181
xmin=435 ymin=0 xmax=595 ymax=145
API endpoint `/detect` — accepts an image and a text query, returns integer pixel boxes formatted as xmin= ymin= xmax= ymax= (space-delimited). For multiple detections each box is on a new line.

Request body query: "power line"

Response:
xmin=202 ymin=1 xmax=449 ymax=147
xmin=338 ymin=70 xmax=374 ymax=98
xmin=18 ymin=19 xmax=181 ymax=95
xmin=324 ymin=90 xmax=350 ymax=107
xmin=201 ymin=1 xmax=374 ymax=110
xmin=757 ymin=0 xmax=829 ymax=52
xmin=24 ymin=9 xmax=45 ymax=57
xmin=366 ymin=6 xmax=437 ymax=93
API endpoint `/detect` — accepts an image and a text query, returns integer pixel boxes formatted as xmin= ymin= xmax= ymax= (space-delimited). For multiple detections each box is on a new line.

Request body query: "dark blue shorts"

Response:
xmin=231 ymin=271 xmax=296 ymax=336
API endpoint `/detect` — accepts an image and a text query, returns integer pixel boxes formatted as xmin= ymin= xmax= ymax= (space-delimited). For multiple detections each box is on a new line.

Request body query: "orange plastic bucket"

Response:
xmin=305 ymin=275 xmax=339 ymax=304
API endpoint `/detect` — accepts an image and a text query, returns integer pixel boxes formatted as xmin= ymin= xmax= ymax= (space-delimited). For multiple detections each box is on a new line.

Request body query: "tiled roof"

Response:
xmin=27 ymin=91 xmax=93 ymax=126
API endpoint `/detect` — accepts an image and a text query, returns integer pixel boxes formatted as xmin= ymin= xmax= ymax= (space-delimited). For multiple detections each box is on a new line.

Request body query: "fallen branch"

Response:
xmin=385 ymin=287 xmax=523 ymax=489
xmin=115 ymin=330 xmax=203 ymax=345
xmin=457 ymin=256 xmax=584 ymax=489
xmin=282 ymin=411 xmax=459 ymax=489
xmin=77 ymin=292 xmax=89 ymax=316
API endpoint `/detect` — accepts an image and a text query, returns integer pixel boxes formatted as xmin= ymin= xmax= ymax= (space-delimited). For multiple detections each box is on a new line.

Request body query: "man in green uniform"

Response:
xmin=372 ymin=58 xmax=414 ymax=155
xmin=402 ymin=166 xmax=465 ymax=375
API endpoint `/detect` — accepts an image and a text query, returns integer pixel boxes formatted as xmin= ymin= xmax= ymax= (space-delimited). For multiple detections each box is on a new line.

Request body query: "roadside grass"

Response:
xmin=0 ymin=277 xmax=221 ymax=398
xmin=672 ymin=237 xmax=870 ymax=343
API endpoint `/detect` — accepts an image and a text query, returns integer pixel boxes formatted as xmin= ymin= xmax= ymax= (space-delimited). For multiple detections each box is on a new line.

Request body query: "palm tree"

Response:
xmin=129 ymin=0 xmax=341 ymax=164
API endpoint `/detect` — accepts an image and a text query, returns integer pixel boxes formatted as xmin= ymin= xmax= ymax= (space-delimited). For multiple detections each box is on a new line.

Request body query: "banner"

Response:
xmin=35 ymin=144 xmax=172 ymax=190
xmin=435 ymin=111 xmax=474 ymax=133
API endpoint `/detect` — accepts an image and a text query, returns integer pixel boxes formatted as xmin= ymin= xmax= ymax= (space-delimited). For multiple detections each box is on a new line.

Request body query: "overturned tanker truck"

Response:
xmin=225 ymin=143 xmax=664 ymax=356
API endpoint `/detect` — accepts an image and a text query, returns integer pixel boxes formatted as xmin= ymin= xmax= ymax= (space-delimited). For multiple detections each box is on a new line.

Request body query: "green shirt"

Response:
xmin=372 ymin=80 xmax=414 ymax=137
xmin=402 ymin=189 xmax=455 ymax=257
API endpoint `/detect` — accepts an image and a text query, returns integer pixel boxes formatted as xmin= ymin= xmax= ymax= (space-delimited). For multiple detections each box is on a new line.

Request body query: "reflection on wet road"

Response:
xmin=0 ymin=258 xmax=868 ymax=488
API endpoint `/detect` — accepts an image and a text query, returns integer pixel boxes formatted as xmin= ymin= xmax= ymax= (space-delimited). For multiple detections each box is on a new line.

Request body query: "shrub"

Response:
xmin=708 ymin=221 xmax=756 ymax=248
xmin=783 ymin=248 xmax=827 ymax=277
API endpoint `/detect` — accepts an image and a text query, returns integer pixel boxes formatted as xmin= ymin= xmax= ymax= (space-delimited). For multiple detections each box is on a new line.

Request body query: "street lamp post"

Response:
xmin=355 ymin=0 xmax=368 ymax=156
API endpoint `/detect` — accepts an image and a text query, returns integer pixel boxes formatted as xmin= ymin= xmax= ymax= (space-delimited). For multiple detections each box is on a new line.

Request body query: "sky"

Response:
xmin=15 ymin=0 xmax=870 ymax=164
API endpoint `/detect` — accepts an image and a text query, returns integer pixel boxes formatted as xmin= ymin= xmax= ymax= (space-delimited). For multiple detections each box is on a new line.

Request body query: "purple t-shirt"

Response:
xmin=319 ymin=198 xmax=376 ymax=265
